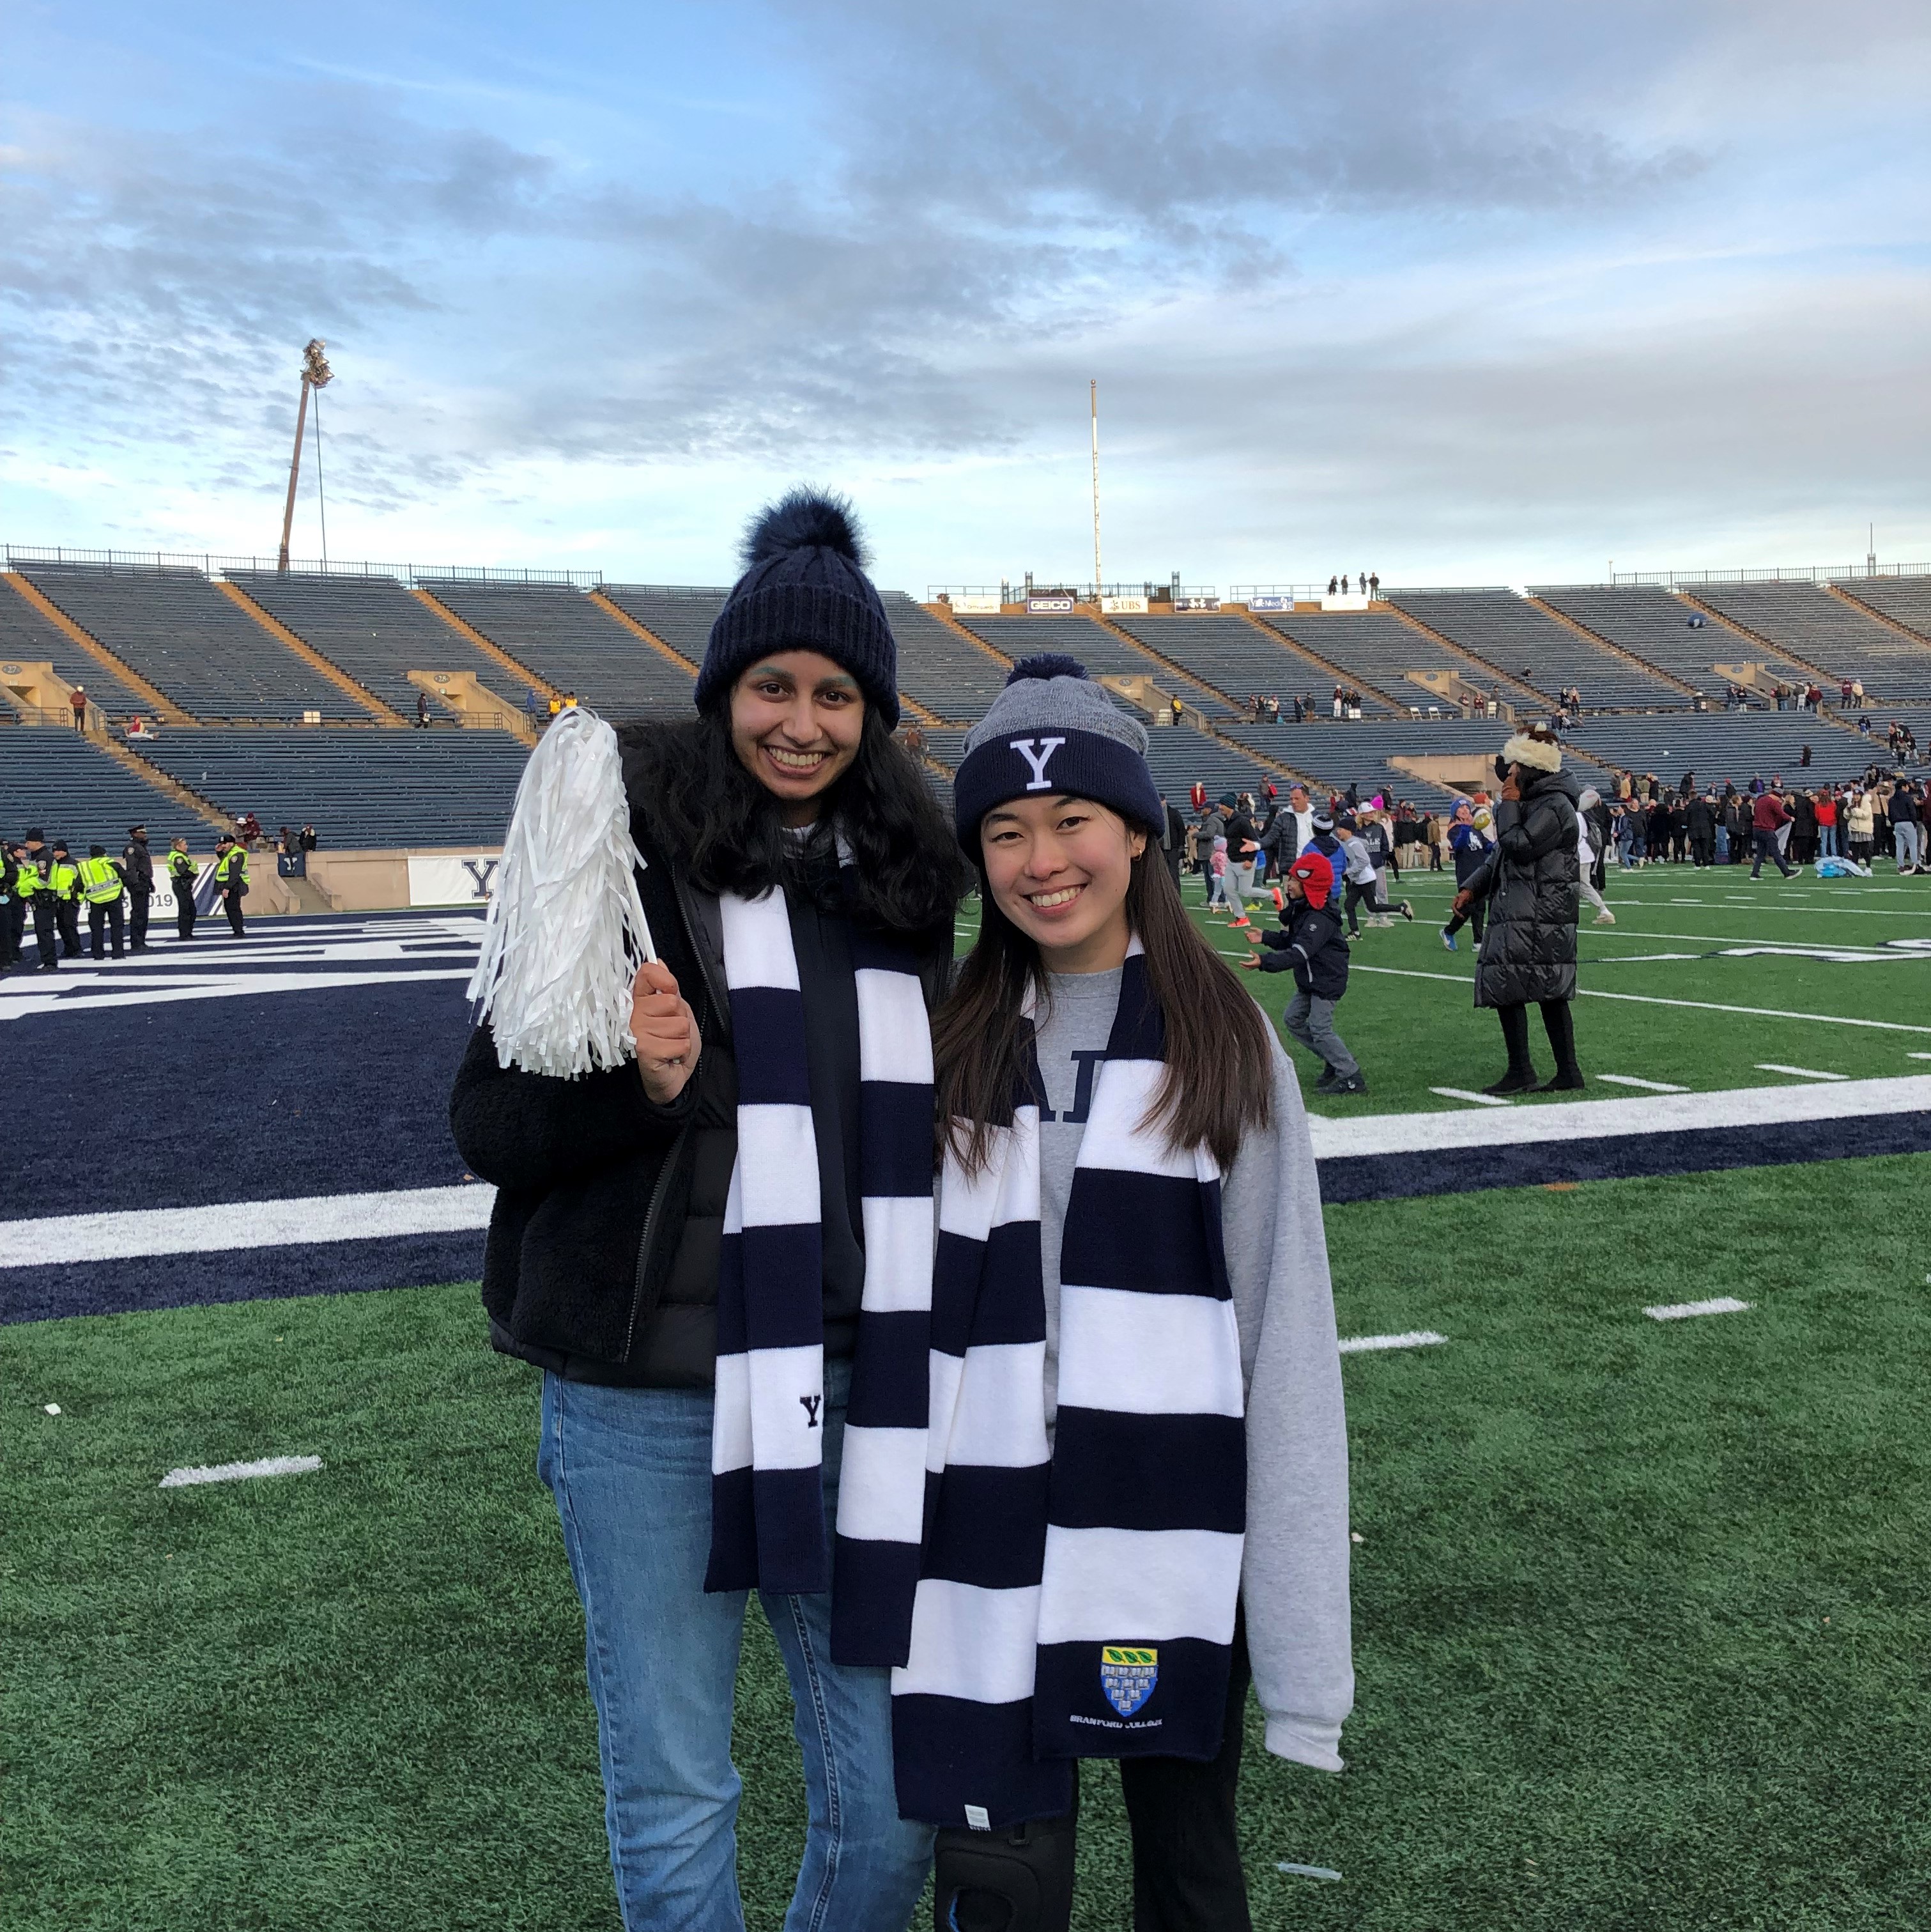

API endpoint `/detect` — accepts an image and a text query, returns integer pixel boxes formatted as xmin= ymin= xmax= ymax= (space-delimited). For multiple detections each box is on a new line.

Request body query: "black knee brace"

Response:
xmin=932 ymin=1812 xmax=1076 ymax=1932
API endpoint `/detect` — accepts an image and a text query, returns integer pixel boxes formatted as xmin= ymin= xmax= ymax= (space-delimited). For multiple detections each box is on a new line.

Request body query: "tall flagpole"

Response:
xmin=277 ymin=339 xmax=334 ymax=573
xmin=1090 ymin=379 xmax=1102 ymax=598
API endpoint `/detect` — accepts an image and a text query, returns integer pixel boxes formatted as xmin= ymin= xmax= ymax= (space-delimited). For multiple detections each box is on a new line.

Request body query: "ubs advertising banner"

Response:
xmin=1026 ymin=595 xmax=1076 ymax=614
xmin=948 ymin=594 xmax=1001 ymax=615
xmin=1098 ymin=596 xmax=1148 ymax=614
xmin=408 ymin=854 xmax=500 ymax=906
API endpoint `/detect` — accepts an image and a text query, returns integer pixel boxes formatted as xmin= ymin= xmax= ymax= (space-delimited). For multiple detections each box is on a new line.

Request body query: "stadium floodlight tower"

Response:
xmin=276 ymin=339 xmax=335 ymax=573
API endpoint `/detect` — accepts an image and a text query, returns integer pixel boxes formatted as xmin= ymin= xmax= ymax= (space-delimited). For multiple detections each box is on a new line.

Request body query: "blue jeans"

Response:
xmin=539 ymin=1359 xmax=932 ymax=1932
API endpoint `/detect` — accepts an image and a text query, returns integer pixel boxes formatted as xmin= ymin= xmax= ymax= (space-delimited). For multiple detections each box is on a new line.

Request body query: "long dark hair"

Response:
xmin=620 ymin=707 xmax=969 ymax=936
xmin=934 ymin=831 xmax=1272 ymax=1173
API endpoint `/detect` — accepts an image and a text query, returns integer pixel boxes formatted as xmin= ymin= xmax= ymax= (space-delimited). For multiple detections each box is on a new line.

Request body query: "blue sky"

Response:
xmin=3 ymin=0 xmax=1928 ymax=593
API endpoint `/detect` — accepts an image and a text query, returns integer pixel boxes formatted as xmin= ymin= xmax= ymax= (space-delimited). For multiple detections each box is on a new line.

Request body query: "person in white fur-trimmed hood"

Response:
xmin=911 ymin=654 xmax=1353 ymax=1932
xmin=1450 ymin=727 xmax=1586 ymax=1094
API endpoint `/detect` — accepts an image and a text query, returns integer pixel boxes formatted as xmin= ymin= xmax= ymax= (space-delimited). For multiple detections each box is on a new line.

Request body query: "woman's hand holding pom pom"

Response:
xmin=631 ymin=961 xmax=701 ymax=1104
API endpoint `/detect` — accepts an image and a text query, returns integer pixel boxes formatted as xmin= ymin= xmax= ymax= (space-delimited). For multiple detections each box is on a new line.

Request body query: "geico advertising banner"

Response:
xmin=1026 ymin=595 xmax=1076 ymax=614
xmin=408 ymin=854 xmax=501 ymax=906
xmin=949 ymin=594 xmax=1001 ymax=615
xmin=1098 ymin=596 xmax=1148 ymax=615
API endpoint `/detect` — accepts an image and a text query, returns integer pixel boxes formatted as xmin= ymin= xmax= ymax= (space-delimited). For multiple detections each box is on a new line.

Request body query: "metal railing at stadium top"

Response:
xmin=1598 ymin=564 xmax=1931 ymax=589
xmin=1 ymin=544 xmax=607 ymax=589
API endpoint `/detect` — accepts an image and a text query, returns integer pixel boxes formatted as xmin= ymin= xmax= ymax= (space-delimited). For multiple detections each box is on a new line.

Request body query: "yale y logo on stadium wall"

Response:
xmin=462 ymin=859 xmax=499 ymax=899
xmin=1100 ymin=1645 xmax=1158 ymax=1717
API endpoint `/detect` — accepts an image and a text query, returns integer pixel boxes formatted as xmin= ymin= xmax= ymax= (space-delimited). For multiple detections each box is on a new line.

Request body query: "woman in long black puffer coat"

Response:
xmin=1452 ymin=729 xmax=1583 ymax=1094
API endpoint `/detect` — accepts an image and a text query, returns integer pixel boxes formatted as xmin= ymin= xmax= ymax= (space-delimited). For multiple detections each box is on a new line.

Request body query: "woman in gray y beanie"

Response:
xmin=922 ymin=656 xmax=1353 ymax=1932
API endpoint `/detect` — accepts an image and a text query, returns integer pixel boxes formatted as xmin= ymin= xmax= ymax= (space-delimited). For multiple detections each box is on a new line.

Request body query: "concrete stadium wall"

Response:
xmin=304 ymin=845 xmax=503 ymax=914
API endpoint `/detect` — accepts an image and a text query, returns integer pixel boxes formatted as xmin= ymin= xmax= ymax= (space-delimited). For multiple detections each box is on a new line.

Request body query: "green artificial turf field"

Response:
xmin=955 ymin=863 xmax=1931 ymax=1114
xmin=6 ymin=1159 xmax=1928 ymax=1930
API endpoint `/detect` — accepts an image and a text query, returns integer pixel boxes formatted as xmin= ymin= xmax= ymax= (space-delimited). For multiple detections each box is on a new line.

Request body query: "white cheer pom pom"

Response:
xmin=467 ymin=706 xmax=655 ymax=1078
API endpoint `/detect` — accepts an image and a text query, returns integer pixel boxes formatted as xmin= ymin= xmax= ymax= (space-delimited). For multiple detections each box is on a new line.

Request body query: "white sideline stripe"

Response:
xmin=1911 ymin=1053 xmax=1931 ymax=1061
xmin=1755 ymin=1063 xmax=1849 ymax=1081
xmin=1337 ymin=1331 xmax=1447 ymax=1354
xmin=1307 ymin=1074 xmax=1931 ymax=1161
xmin=1428 ymin=1086 xmax=1512 ymax=1107
xmin=1596 ymin=1074 xmax=1689 ymax=1093
xmin=0 ymin=1184 xmax=496 ymax=1266
xmin=1645 ymin=1297 xmax=1752 ymax=1321
xmin=1349 ymin=964 xmax=1931 ymax=1034
xmin=160 ymin=1454 xmax=322 ymax=1488
xmin=0 ymin=968 xmax=473 ymax=1021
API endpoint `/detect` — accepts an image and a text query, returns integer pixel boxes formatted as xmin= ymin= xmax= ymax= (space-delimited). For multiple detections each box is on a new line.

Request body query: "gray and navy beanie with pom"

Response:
xmin=953 ymin=655 xmax=1165 ymax=855
xmin=695 ymin=488 xmax=900 ymax=727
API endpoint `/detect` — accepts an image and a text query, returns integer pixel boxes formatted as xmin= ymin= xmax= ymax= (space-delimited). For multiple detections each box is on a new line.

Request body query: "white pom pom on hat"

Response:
xmin=1502 ymin=730 xmax=1563 ymax=774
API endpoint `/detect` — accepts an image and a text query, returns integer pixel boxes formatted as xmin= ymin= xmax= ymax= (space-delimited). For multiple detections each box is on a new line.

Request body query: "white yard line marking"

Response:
xmin=1349 ymin=964 xmax=1931 ymax=1035
xmin=1755 ymin=1063 xmax=1849 ymax=1081
xmin=1307 ymin=1073 xmax=1931 ymax=1159
xmin=159 ymin=1454 xmax=322 ymax=1489
xmin=1429 ymin=1086 xmax=1513 ymax=1107
xmin=1908 ymin=1053 xmax=1931 ymax=1061
xmin=1596 ymin=1074 xmax=1689 ymax=1092
xmin=1644 ymin=1297 xmax=1752 ymax=1321
xmin=1339 ymin=1331 xmax=1447 ymax=1354
xmin=0 ymin=1183 xmax=496 ymax=1267
xmin=1276 ymin=1862 xmax=1344 ymax=1882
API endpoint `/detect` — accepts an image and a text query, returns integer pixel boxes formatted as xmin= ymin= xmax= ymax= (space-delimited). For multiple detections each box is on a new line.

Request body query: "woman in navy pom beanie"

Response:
xmin=452 ymin=488 xmax=967 ymax=1931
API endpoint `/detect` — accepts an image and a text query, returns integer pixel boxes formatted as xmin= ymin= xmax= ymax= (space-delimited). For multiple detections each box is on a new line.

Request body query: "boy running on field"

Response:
xmin=1243 ymin=850 xmax=1366 ymax=1095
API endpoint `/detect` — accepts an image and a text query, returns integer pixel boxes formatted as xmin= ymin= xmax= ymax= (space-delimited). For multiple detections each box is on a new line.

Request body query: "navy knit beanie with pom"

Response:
xmin=695 ymin=488 xmax=900 ymax=727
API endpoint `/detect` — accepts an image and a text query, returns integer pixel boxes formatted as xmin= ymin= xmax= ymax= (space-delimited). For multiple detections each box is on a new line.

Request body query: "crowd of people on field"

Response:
xmin=1603 ymin=769 xmax=1923 ymax=873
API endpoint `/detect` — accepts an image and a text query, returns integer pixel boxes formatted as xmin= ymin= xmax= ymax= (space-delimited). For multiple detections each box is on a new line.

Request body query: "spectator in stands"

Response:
xmin=1327 ymin=575 xmax=1338 ymax=595
xmin=1369 ymin=573 xmax=1380 ymax=597
xmin=1332 ymin=684 xmax=1344 ymax=720
xmin=564 ymin=690 xmax=580 ymax=710
xmin=300 ymin=823 xmax=318 ymax=853
xmin=547 ymin=693 xmax=562 ymax=720
xmin=237 ymin=811 xmax=263 ymax=849
xmin=902 ymin=722 xmax=925 ymax=757
xmin=415 ymin=690 xmax=431 ymax=728
xmin=1452 ymin=730 xmax=1585 ymax=1094
xmin=1851 ymin=679 xmax=1865 ymax=709
xmin=1171 ymin=694 xmax=1185 ymax=727
xmin=447 ymin=488 xmax=969 ymax=1932
xmin=69 ymin=684 xmax=87 ymax=732
xmin=526 ymin=686 xmax=543 ymax=727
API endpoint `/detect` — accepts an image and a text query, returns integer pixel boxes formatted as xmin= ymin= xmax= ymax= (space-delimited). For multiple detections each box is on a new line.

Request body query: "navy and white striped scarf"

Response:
xmin=888 ymin=940 xmax=1247 ymax=1829
xmin=702 ymin=878 xmax=936 ymax=1665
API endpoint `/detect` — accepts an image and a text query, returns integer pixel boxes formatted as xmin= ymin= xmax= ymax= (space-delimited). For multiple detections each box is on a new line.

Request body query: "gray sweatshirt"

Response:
xmin=1017 ymin=965 xmax=1355 ymax=1772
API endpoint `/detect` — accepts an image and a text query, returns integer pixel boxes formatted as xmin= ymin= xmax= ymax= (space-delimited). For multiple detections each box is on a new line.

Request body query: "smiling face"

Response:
xmin=728 ymin=650 xmax=866 ymax=824
xmin=980 ymin=792 xmax=1148 ymax=975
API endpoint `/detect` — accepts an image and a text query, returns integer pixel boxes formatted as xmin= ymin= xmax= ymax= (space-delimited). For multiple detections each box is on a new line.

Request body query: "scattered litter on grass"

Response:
xmin=1339 ymin=1331 xmax=1447 ymax=1354
xmin=159 ymin=1455 xmax=322 ymax=1489
xmin=1350 ymin=1531 xmax=1365 ymax=1544
xmin=42 ymin=1403 xmax=61 ymax=1416
xmin=1277 ymin=1862 xmax=1344 ymax=1882
xmin=1645 ymin=1296 xmax=1753 ymax=1321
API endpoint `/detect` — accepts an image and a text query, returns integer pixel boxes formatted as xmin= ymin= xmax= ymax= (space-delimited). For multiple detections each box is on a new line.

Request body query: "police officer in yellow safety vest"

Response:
xmin=168 ymin=837 xmax=199 ymax=941
xmin=0 ymin=838 xmax=27 ymax=974
xmin=16 ymin=829 xmax=60 ymax=971
xmin=79 ymin=844 xmax=128 ymax=961
xmin=214 ymin=832 xmax=249 ymax=937
xmin=47 ymin=840 xmax=83 ymax=959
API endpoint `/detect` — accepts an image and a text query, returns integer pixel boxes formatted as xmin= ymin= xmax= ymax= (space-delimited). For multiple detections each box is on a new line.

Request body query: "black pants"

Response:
xmin=1691 ymin=835 xmax=1714 ymax=866
xmin=177 ymin=893 xmax=196 ymax=939
xmin=1443 ymin=897 xmax=1486 ymax=943
xmin=56 ymin=901 xmax=82 ymax=957
xmin=1499 ymin=998 xmax=1577 ymax=1078
xmin=222 ymin=890 xmax=245 ymax=936
xmin=129 ymin=891 xmax=150 ymax=950
xmin=1750 ymin=829 xmax=1792 ymax=877
xmin=1 ymin=897 xmax=22 ymax=967
xmin=33 ymin=900 xmax=59 ymax=968
xmin=1342 ymin=879 xmax=1376 ymax=934
xmin=87 ymin=899 xmax=125 ymax=959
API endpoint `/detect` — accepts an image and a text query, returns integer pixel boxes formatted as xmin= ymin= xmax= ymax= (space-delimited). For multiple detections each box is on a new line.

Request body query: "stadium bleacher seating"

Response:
xmin=0 ymin=578 xmax=153 ymax=718
xmin=957 ymin=615 xmax=1236 ymax=716
xmin=1254 ymin=610 xmax=1497 ymax=715
xmin=1530 ymin=583 xmax=1810 ymax=694
xmin=1835 ymin=574 xmax=1931 ymax=648
xmin=1389 ymin=589 xmax=1680 ymax=709
xmin=432 ymin=582 xmax=697 ymax=716
xmin=1109 ymin=615 xmax=1309 ymax=713
xmin=1222 ymin=717 xmax=1532 ymax=807
xmin=594 ymin=586 xmax=721 ymax=670
xmin=884 ymin=598 xmax=1012 ymax=722
xmin=19 ymin=564 xmax=365 ymax=721
xmin=1687 ymin=582 xmax=1931 ymax=704
xmin=227 ymin=571 xmax=527 ymax=717
xmin=1567 ymin=712 xmax=1883 ymax=785
xmin=130 ymin=730 xmax=529 ymax=848
xmin=0 ymin=729 xmax=206 ymax=851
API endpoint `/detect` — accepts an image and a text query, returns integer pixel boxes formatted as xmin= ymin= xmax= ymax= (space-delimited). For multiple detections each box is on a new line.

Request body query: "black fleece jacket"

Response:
xmin=449 ymin=775 xmax=953 ymax=1389
xmin=1256 ymin=897 xmax=1350 ymax=999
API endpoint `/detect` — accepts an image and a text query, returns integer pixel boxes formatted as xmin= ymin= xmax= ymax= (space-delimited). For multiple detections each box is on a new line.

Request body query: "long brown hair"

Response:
xmin=934 ymin=833 xmax=1272 ymax=1173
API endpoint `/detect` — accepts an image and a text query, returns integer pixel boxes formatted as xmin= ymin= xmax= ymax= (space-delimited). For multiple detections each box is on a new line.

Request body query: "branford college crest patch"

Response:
xmin=1100 ymin=1645 xmax=1158 ymax=1717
